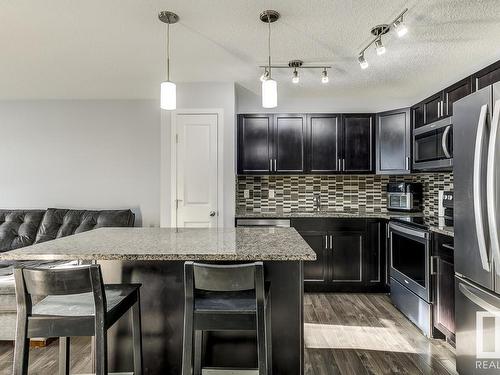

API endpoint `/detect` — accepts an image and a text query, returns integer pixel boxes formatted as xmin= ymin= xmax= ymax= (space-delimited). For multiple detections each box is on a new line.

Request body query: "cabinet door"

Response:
xmin=330 ymin=231 xmax=363 ymax=283
xmin=376 ymin=108 xmax=410 ymax=174
xmin=307 ymin=114 xmax=341 ymax=173
xmin=472 ymin=60 xmax=500 ymax=91
xmin=301 ymin=232 xmax=329 ymax=283
xmin=342 ymin=114 xmax=374 ymax=172
xmin=366 ymin=221 xmax=383 ymax=284
xmin=423 ymin=93 xmax=444 ymax=124
xmin=274 ymin=114 xmax=306 ymax=173
xmin=412 ymin=103 xmax=425 ymax=129
xmin=237 ymin=114 xmax=272 ymax=174
xmin=444 ymin=77 xmax=472 ymax=117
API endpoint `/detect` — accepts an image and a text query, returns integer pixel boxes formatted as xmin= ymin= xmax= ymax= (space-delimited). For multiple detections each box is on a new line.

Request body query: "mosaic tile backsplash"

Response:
xmin=236 ymin=173 xmax=453 ymax=218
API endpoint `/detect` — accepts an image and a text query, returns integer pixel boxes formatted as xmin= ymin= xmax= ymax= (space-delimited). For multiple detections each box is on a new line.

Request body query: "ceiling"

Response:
xmin=1 ymin=0 xmax=499 ymax=110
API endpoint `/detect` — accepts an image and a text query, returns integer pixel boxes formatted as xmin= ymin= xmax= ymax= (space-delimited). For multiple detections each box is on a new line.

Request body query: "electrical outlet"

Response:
xmin=269 ymin=189 xmax=275 ymax=198
xmin=244 ymin=189 xmax=250 ymax=198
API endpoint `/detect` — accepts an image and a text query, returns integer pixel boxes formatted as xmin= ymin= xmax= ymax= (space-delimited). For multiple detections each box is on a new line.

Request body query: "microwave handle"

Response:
xmin=441 ymin=125 xmax=452 ymax=159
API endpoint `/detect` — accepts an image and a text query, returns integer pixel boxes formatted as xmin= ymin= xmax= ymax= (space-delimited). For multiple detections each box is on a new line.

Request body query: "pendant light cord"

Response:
xmin=267 ymin=13 xmax=272 ymax=78
xmin=166 ymin=22 xmax=170 ymax=81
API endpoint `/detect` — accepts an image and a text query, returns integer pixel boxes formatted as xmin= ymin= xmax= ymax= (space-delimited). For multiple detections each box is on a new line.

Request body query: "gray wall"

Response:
xmin=0 ymin=100 xmax=161 ymax=227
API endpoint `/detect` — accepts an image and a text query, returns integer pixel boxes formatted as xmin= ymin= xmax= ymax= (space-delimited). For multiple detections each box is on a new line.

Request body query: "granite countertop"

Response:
xmin=236 ymin=210 xmax=454 ymax=238
xmin=0 ymin=227 xmax=316 ymax=262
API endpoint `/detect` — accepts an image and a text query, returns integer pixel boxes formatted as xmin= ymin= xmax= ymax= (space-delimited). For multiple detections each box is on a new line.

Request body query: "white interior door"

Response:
xmin=175 ymin=114 xmax=218 ymax=227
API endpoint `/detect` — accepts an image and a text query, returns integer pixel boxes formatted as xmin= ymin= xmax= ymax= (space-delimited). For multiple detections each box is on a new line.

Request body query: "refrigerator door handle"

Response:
xmin=441 ymin=125 xmax=452 ymax=159
xmin=459 ymin=282 xmax=500 ymax=313
xmin=487 ymin=99 xmax=500 ymax=276
xmin=473 ymin=104 xmax=491 ymax=272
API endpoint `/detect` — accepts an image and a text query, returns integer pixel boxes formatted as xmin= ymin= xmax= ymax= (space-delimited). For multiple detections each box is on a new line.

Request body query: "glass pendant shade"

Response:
xmin=161 ymin=81 xmax=176 ymax=110
xmin=262 ymin=78 xmax=277 ymax=108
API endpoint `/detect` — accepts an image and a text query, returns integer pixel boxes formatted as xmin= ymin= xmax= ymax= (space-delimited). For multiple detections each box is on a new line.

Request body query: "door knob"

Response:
xmin=209 ymin=211 xmax=216 ymax=217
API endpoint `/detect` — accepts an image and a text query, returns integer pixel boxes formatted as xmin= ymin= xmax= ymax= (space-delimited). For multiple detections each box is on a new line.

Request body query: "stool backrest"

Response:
xmin=14 ymin=265 xmax=106 ymax=316
xmin=185 ymin=262 xmax=263 ymax=292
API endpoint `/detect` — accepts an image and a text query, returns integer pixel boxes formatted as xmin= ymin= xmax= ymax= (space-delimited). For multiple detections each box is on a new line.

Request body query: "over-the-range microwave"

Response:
xmin=413 ymin=117 xmax=453 ymax=171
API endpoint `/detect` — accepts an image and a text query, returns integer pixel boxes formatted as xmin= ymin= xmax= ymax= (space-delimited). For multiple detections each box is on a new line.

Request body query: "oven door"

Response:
xmin=389 ymin=222 xmax=431 ymax=302
xmin=413 ymin=119 xmax=453 ymax=171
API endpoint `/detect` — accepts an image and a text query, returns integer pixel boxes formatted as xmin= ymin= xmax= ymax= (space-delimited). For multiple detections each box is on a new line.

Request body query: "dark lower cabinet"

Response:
xmin=293 ymin=218 xmax=386 ymax=292
xmin=432 ymin=233 xmax=455 ymax=344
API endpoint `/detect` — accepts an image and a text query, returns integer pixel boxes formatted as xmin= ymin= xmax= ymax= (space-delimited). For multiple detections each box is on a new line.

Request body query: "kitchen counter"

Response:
xmin=0 ymin=227 xmax=315 ymax=262
xmin=236 ymin=210 xmax=454 ymax=237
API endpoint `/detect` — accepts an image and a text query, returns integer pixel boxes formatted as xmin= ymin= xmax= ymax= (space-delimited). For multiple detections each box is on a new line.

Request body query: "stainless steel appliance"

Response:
xmin=386 ymin=182 xmax=422 ymax=211
xmin=236 ymin=218 xmax=291 ymax=227
xmin=454 ymin=82 xmax=500 ymax=375
xmin=413 ymin=116 xmax=453 ymax=171
xmin=389 ymin=219 xmax=432 ymax=336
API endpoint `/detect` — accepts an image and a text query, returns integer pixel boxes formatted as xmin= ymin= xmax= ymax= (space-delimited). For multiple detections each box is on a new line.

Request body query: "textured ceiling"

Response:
xmin=1 ymin=0 xmax=499 ymax=110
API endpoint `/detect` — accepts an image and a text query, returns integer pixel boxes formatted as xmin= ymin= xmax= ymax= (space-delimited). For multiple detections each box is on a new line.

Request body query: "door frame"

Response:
xmin=160 ymin=108 xmax=224 ymax=227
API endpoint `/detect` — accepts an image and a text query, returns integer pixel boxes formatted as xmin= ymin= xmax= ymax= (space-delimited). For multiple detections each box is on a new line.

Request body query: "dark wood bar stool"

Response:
xmin=13 ymin=264 xmax=143 ymax=375
xmin=182 ymin=261 xmax=272 ymax=375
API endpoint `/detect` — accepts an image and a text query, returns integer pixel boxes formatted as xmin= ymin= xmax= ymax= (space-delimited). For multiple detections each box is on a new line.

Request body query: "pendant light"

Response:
xmin=159 ymin=11 xmax=179 ymax=110
xmin=260 ymin=10 xmax=279 ymax=109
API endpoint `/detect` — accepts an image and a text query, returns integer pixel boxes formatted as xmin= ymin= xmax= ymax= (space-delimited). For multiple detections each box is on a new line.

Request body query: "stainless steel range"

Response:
xmin=389 ymin=218 xmax=432 ymax=337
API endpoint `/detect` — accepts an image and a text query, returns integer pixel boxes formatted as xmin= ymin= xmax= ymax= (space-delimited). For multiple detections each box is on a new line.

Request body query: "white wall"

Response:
xmin=160 ymin=82 xmax=236 ymax=227
xmin=0 ymin=100 xmax=161 ymax=227
xmin=0 ymin=83 xmax=236 ymax=228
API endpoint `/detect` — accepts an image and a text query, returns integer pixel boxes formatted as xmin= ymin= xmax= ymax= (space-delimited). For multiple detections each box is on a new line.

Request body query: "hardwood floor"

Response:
xmin=304 ymin=293 xmax=457 ymax=375
xmin=0 ymin=293 xmax=456 ymax=374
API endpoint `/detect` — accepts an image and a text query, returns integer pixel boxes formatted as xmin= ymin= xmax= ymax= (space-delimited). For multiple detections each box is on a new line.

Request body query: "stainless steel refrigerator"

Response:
xmin=454 ymin=82 xmax=500 ymax=374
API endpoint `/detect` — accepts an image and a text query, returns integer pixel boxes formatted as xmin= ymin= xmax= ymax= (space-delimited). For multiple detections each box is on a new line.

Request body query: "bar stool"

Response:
xmin=182 ymin=261 xmax=272 ymax=375
xmin=13 ymin=264 xmax=143 ymax=375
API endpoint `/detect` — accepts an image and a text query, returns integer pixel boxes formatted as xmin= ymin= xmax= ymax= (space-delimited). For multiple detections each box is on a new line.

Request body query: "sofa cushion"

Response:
xmin=0 ymin=210 xmax=46 ymax=253
xmin=35 ymin=208 xmax=134 ymax=244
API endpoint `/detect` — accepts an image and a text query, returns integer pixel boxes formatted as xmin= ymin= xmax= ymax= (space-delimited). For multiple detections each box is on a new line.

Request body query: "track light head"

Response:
xmin=358 ymin=54 xmax=369 ymax=69
xmin=321 ymin=68 xmax=329 ymax=84
xmin=394 ymin=18 xmax=408 ymax=37
xmin=375 ymin=38 xmax=386 ymax=55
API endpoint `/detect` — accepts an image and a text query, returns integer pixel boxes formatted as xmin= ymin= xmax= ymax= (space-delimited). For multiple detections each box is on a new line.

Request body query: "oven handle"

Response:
xmin=389 ymin=222 xmax=428 ymax=239
xmin=441 ymin=125 xmax=452 ymax=159
xmin=474 ymin=104 xmax=490 ymax=272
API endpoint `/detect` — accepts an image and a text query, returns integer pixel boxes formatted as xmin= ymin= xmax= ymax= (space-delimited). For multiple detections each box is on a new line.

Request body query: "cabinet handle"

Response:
xmin=342 ymin=159 xmax=345 ymax=171
xmin=325 ymin=235 xmax=329 ymax=250
xmin=338 ymin=159 xmax=341 ymax=171
xmin=405 ymin=156 xmax=410 ymax=171
xmin=269 ymin=159 xmax=272 ymax=172
xmin=330 ymin=235 xmax=333 ymax=251
xmin=431 ymin=256 xmax=439 ymax=275
xmin=274 ymin=159 xmax=276 ymax=172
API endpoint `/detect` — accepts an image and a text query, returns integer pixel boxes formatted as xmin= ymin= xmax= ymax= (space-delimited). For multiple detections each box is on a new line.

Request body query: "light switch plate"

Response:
xmin=269 ymin=189 xmax=275 ymax=198
xmin=244 ymin=189 xmax=250 ymax=198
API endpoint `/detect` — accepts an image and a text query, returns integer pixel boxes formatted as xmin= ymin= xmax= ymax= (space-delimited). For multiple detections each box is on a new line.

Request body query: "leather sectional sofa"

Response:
xmin=0 ymin=208 xmax=135 ymax=340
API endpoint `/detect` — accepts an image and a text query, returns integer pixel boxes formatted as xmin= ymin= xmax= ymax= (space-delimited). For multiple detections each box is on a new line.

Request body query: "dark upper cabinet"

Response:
xmin=341 ymin=114 xmax=374 ymax=173
xmin=330 ymin=231 xmax=363 ymax=283
xmin=274 ymin=114 xmax=306 ymax=173
xmin=307 ymin=114 xmax=341 ymax=173
xmin=376 ymin=108 xmax=411 ymax=174
xmin=423 ymin=93 xmax=443 ymax=125
xmin=301 ymin=231 xmax=329 ymax=283
xmin=412 ymin=103 xmax=425 ymax=129
xmin=237 ymin=114 xmax=273 ymax=174
xmin=472 ymin=60 xmax=500 ymax=91
xmin=443 ymin=77 xmax=473 ymax=117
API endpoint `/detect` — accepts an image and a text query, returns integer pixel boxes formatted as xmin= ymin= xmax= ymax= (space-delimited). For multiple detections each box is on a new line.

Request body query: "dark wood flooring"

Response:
xmin=0 ymin=293 xmax=456 ymax=374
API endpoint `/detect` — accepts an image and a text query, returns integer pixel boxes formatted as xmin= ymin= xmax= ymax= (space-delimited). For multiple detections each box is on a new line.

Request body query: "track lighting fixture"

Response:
xmin=375 ymin=38 xmax=386 ymax=55
xmin=321 ymin=69 xmax=329 ymax=84
xmin=358 ymin=54 xmax=369 ymax=69
xmin=292 ymin=68 xmax=299 ymax=84
xmin=357 ymin=8 xmax=408 ymax=69
xmin=159 ymin=11 xmax=179 ymax=110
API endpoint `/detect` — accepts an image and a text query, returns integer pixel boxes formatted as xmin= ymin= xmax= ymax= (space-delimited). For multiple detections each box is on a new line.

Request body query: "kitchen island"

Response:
xmin=0 ymin=227 xmax=315 ymax=375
